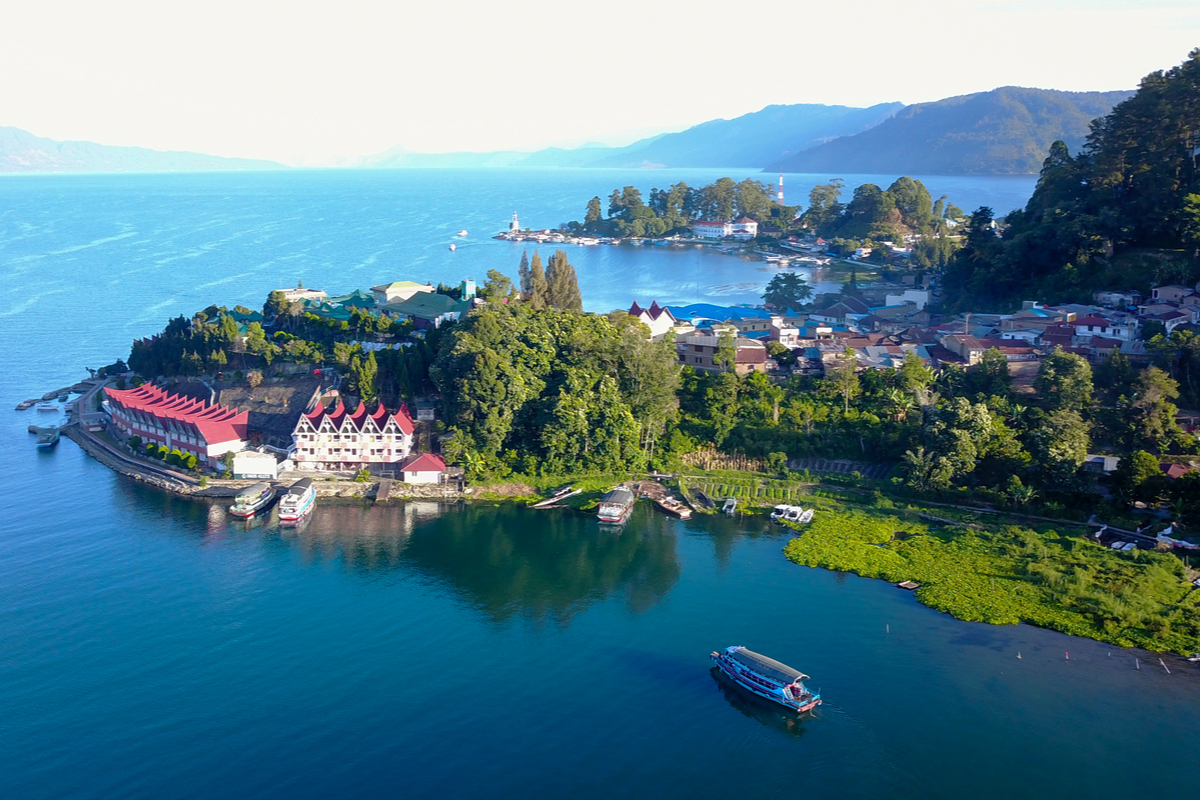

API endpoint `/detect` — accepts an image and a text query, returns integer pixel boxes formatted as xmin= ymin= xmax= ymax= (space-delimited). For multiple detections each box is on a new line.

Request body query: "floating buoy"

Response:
xmin=1017 ymin=652 xmax=1021 ymax=659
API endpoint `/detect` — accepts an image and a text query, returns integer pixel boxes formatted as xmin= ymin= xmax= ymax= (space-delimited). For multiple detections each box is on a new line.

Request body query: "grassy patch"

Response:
xmin=783 ymin=507 xmax=1200 ymax=654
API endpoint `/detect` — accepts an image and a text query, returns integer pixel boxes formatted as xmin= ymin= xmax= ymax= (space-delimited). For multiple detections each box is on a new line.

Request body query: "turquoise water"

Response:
xmin=6 ymin=169 xmax=1198 ymax=799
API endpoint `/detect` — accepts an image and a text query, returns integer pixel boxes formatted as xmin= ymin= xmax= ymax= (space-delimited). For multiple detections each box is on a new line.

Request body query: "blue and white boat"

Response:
xmin=710 ymin=646 xmax=821 ymax=713
xmin=278 ymin=478 xmax=315 ymax=523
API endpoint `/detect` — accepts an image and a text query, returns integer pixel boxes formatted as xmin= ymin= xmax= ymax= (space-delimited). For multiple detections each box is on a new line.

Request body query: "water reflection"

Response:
xmin=709 ymin=667 xmax=810 ymax=738
xmin=283 ymin=501 xmax=443 ymax=570
xmin=401 ymin=503 xmax=682 ymax=624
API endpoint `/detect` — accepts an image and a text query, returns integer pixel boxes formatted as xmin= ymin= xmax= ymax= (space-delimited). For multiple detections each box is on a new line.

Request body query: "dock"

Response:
xmin=376 ymin=478 xmax=394 ymax=504
xmin=531 ymin=486 xmax=581 ymax=508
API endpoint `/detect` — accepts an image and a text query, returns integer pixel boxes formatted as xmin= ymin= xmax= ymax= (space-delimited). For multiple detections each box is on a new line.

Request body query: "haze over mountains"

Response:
xmin=0 ymin=86 xmax=1131 ymax=176
xmin=0 ymin=126 xmax=283 ymax=173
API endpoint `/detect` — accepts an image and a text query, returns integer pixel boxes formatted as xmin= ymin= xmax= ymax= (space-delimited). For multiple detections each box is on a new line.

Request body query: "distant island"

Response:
xmin=0 ymin=126 xmax=285 ymax=174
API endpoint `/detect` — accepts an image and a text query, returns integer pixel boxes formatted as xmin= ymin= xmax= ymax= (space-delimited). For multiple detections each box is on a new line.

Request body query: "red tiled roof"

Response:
xmin=105 ymin=384 xmax=248 ymax=446
xmin=401 ymin=452 xmax=446 ymax=473
xmin=303 ymin=397 xmax=414 ymax=435
xmin=1075 ymin=315 xmax=1112 ymax=327
xmin=1161 ymin=463 xmax=1196 ymax=479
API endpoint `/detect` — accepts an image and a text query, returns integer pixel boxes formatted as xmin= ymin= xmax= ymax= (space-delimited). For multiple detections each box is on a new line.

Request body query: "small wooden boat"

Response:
xmin=692 ymin=489 xmax=715 ymax=510
xmin=654 ymin=496 xmax=692 ymax=520
xmin=722 ymin=497 xmax=737 ymax=515
xmin=36 ymin=428 xmax=60 ymax=448
xmin=710 ymin=646 xmax=821 ymax=713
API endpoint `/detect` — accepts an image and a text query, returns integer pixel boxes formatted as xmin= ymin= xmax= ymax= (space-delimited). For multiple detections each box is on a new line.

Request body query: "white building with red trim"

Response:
xmin=104 ymin=384 xmax=249 ymax=467
xmin=290 ymin=397 xmax=414 ymax=472
xmin=400 ymin=452 xmax=446 ymax=484
xmin=691 ymin=220 xmax=731 ymax=238
xmin=730 ymin=217 xmax=758 ymax=239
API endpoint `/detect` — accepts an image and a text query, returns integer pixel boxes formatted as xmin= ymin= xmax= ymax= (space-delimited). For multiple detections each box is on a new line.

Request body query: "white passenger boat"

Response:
xmin=710 ymin=646 xmax=821 ymax=713
xmin=278 ymin=478 xmax=316 ymax=523
xmin=229 ymin=482 xmax=276 ymax=518
xmin=456 ymin=229 xmax=468 ymax=237
xmin=598 ymin=487 xmax=635 ymax=524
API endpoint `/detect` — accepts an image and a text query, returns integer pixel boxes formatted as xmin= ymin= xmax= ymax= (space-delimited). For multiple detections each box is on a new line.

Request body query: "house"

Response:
xmin=1147 ymin=309 xmax=1191 ymax=333
xmin=628 ymin=300 xmax=680 ymax=341
xmin=232 ymin=448 xmax=293 ymax=479
xmin=809 ymin=296 xmax=871 ymax=324
xmin=885 ymin=289 xmax=930 ymax=311
xmin=1094 ymin=290 xmax=1142 ymax=308
xmin=691 ymin=220 xmax=731 ymax=239
xmin=279 ymin=286 xmax=327 ymax=303
xmin=104 ymin=384 xmax=249 ymax=468
xmin=400 ymin=452 xmax=446 ymax=484
xmin=291 ymin=397 xmax=414 ymax=472
xmin=371 ymin=280 xmax=435 ymax=305
xmin=676 ymin=327 xmax=769 ymax=375
xmin=1073 ymin=314 xmax=1138 ymax=341
xmin=1084 ymin=454 xmax=1121 ymax=473
xmin=768 ymin=316 xmax=801 ymax=348
xmin=730 ymin=217 xmax=758 ymax=239
xmin=383 ymin=288 xmax=474 ymax=329
xmin=1161 ymin=462 xmax=1198 ymax=480
xmin=1151 ymin=284 xmax=1195 ymax=304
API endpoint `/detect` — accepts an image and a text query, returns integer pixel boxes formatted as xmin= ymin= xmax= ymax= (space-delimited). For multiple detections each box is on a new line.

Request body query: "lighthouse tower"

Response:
xmin=510 ymin=212 xmax=520 ymax=233
xmin=777 ymin=175 xmax=784 ymax=204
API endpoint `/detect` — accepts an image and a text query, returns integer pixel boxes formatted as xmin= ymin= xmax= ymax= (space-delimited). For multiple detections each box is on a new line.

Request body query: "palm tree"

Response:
xmin=884 ymin=387 xmax=915 ymax=422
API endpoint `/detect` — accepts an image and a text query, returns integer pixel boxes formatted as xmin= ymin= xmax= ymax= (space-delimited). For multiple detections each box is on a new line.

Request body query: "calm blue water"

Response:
xmin=6 ymin=169 xmax=1198 ymax=800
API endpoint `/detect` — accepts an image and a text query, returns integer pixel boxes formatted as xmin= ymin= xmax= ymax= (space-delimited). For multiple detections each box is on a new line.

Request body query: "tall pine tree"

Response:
xmin=529 ymin=251 xmax=550 ymax=310
xmin=517 ymin=250 xmax=531 ymax=299
xmin=546 ymin=250 xmax=583 ymax=312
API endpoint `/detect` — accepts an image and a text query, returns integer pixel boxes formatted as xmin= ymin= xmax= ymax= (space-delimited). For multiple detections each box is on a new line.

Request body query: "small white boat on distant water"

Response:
xmin=456 ymin=229 xmax=468 ymax=237
xmin=449 ymin=243 xmax=456 ymax=251
xmin=36 ymin=403 xmax=58 ymax=413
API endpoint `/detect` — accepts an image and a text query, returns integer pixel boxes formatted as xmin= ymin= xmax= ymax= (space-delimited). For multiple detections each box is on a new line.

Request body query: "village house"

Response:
xmin=676 ymin=327 xmax=769 ymax=375
xmin=691 ymin=220 xmax=731 ymax=238
xmin=291 ymin=397 xmax=414 ymax=473
xmin=279 ymin=286 xmax=328 ymax=303
xmin=371 ymin=280 xmax=435 ymax=305
xmin=1072 ymin=314 xmax=1139 ymax=341
xmin=399 ymin=452 xmax=447 ymax=484
xmin=232 ymin=448 xmax=293 ymax=480
xmin=628 ymin=300 xmax=681 ymax=341
xmin=1151 ymin=284 xmax=1196 ymax=304
xmin=383 ymin=280 xmax=477 ymax=329
xmin=104 ymin=384 xmax=249 ymax=468
xmin=1094 ymin=289 xmax=1142 ymax=308
xmin=730 ymin=217 xmax=758 ymax=239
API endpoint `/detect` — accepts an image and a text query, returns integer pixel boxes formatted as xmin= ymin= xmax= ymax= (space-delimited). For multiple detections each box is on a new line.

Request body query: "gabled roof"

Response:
xmin=400 ymin=453 xmax=446 ymax=473
xmin=385 ymin=292 xmax=470 ymax=321
xmin=300 ymin=398 xmax=414 ymax=436
xmin=1075 ymin=315 xmax=1113 ymax=327
xmin=372 ymin=280 xmax=430 ymax=293
xmin=105 ymin=384 xmax=248 ymax=446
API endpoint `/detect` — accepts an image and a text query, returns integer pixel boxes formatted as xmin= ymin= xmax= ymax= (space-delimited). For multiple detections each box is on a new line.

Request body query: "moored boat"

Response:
xmin=722 ymin=497 xmax=737 ymax=515
xmin=36 ymin=428 xmax=60 ymax=448
xmin=597 ymin=487 xmax=635 ymax=524
xmin=278 ymin=478 xmax=316 ymax=523
xmin=654 ymin=495 xmax=692 ymax=520
xmin=229 ymin=482 xmax=276 ymax=518
xmin=36 ymin=403 xmax=58 ymax=413
xmin=710 ymin=645 xmax=821 ymax=713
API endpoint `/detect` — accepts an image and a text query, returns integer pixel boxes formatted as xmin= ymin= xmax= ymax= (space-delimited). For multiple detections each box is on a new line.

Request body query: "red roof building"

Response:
xmin=400 ymin=452 xmax=447 ymax=484
xmin=105 ymin=384 xmax=249 ymax=466
xmin=292 ymin=397 xmax=414 ymax=473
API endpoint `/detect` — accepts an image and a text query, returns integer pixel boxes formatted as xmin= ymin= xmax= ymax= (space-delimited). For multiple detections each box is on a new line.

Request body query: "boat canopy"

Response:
xmin=285 ymin=478 xmax=313 ymax=496
xmin=729 ymin=647 xmax=808 ymax=684
xmin=601 ymin=487 xmax=634 ymax=505
xmin=236 ymin=482 xmax=271 ymax=500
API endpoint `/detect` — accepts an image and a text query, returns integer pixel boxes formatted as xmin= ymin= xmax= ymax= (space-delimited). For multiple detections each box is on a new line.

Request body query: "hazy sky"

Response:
xmin=1 ymin=0 xmax=1196 ymax=165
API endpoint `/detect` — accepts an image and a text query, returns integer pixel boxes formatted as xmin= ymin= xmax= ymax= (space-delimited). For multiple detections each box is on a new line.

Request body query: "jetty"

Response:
xmin=531 ymin=485 xmax=581 ymax=508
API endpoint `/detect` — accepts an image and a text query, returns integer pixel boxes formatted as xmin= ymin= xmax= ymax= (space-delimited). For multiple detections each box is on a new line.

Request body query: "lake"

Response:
xmin=5 ymin=168 xmax=1197 ymax=799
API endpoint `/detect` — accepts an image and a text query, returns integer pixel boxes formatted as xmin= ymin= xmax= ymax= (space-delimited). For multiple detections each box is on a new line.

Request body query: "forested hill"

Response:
xmin=768 ymin=87 xmax=1132 ymax=175
xmin=569 ymin=103 xmax=904 ymax=169
xmin=0 ymin=126 xmax=284 ymax=173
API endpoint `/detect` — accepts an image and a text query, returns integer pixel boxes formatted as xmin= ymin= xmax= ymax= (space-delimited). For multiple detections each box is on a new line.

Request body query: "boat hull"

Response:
xmin=278 ymin=491 xmax=315 ymax=523
xmin=229 ymin=489 xmax=276 ymax=519
xmin=598 ymin=504 xmax=632 ymax=524
xmin=710 ymin=652 xmax=821 ymax=714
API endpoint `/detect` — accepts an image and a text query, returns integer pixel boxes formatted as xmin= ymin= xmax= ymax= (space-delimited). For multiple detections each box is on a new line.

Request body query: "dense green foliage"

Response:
xmin=770 ymin=87 xmax=1132 ymax=175
xmin=784 ymin=508 xmax=1200 ymax=653
xmin=944 ymin=50 xmax=1200 ymax=309
xmin=431 ymin=303 xmax=680 ymax=479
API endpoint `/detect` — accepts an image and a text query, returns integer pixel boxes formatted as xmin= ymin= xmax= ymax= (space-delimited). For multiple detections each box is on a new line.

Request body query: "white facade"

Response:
xmin=232 ymin=450 xmax=292 ymax=479
xmin=692 ymin=221 xmax=731 ymax=239
xmin=885 ymin=289 xmax=930 ymax=311
xmin=291 ymin=400 xmax=415 ymax=472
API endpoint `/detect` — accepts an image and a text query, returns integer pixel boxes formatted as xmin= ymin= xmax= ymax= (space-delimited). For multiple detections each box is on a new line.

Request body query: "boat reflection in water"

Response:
xmin=709 ymin=667 xmax=809 ymax=738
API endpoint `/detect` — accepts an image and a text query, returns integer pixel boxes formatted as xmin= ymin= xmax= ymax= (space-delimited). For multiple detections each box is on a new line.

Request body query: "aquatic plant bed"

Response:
xmin=783 ymin=507 xmax=1200 ymax=654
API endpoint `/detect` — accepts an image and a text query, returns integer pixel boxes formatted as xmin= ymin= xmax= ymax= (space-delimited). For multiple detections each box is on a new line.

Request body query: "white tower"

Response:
xmin=777 ymin=175 xmax=784 ymax=204
xmin=510 ymin=212 xmax=520 ymax=233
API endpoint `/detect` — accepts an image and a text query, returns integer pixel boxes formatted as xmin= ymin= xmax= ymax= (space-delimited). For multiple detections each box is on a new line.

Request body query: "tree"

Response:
xmin=762 ymin=273 xmax=813 ymax=312
xmin=584 ymin=196 xmax=603 ymax=228
xmin=1183 ymin=193 xmax=1200 ymax=256
xmin=802 ymin=179 xmax=844 ymax=232
xmin=832 ymin=348 xmax=860 ymax=413
xmin=483 ymin=269 xmax=513 ymax=301
xmin=1129 ymin=366 xmax=1182 ymax=449
xmin=1026 ymin=409 xmax=1090 ymax=484
xmin=263 ymin=290 xmax=292 ymax=321
xmin=517 ymin=251 xmax=531 ymax=298
xmin=899 ymin=350 xmax=934 ymax=397
xmin=1033 ymin=347 xmax=1094 ymax=412
xmin=247 ymin=370 xmax=263 ymax=388
xmin=545 ymin=250 xmax=582 ymax=312
xmin=528 ymin=251 xmax=549 ymax=310
xmin=968 ymin=348 xmax=1012 ymax=398
xmin=350 ymin=351 xmax=379 ymax=402
xmin=1111 ymin=449 xmax=1165 ymax=504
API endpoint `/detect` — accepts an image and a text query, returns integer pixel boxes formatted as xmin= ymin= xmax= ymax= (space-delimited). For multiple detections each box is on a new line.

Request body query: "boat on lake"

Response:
xmin=36 ymin=403 xmax=58 ymax=413
xmin=36 ymin=428 xmax=60 ymax=448
xmin=654 ymin=495 xmax=692 ymax=520
xmin=449 ymin=243 xmax=456 ymax=251
xmin=278 ymin=478 xmax=315 ymax=523
xmin=710 ymin=645 xmax=821 ymax=713
xmin=722 ymin=497 xmax=737 ymax=515
xmin=598 ymin=487 xmax=635 ymax=524
xmin=229 ymin=482 xmax=276 ymax=518
xmin=456 ymin=229 xmax=468 ymax=237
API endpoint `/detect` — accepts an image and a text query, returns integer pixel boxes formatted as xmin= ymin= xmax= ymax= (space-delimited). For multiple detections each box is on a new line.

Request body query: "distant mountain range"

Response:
xmin=0 ymin=126 xmax=283 ymax=173
xmin=0 ymin=86 xmax=1134 ymax=176
xmin=766 ymin=87 xmax=1134 ymax=175
xmin=354 ymin=103 xmax=905 ymax=171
